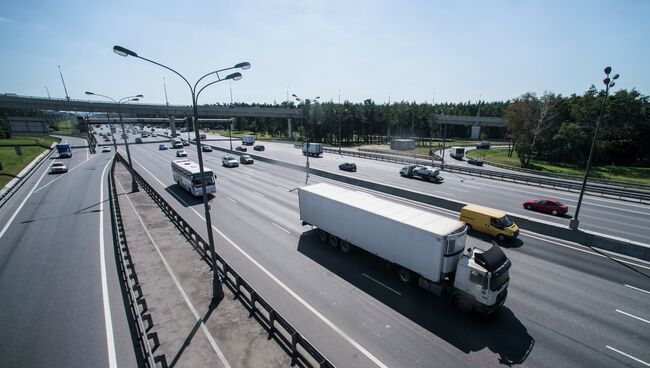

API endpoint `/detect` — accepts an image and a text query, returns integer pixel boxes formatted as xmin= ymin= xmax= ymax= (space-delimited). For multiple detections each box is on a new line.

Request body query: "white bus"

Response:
xmin=171 ymin=159 xmax=217 ymax=196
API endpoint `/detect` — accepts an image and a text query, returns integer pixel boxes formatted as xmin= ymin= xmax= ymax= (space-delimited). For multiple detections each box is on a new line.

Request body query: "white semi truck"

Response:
xmin=299 ymin=183 xmax=510 ymax=315
xmin=242 ymin=135 xmax=256 ymax=145
xmin=449 ymin=146 xmax=465 ymax=160
xmin=302 ymin=143 xmax=323 ymax=157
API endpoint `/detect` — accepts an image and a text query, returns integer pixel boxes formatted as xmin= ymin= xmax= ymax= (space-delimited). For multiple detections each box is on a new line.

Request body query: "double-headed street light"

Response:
xmin=569 ymin=66 xmax=619 ymax=230
xmin=292 ymin=94 xmax=320 ymax=184
xmin=113 ymin=45 xmax=250 ymax=302
xmin=85 ymin=91 xmax=142 ymax=191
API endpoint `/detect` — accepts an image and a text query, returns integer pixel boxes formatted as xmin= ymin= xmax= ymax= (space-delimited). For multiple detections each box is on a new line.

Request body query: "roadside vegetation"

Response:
xmin=0 ymin=136 xmax=59 ymax=188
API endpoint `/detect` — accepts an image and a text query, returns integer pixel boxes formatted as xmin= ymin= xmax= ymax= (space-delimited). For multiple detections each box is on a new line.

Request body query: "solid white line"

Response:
xmin=452 ymin=188 xmax=469 ymax=193
xmin=606 ymin=345 xmax=650 ymax=367
xmin=99 ymin=159 xmax=117 ymax=368
xmin=616 ymin=309 xmax=650 ymax=325
xmin=253 ymin=191 xmax=266 ymax=198
xmin=116 ymin=176 xmax=231 ymax=368
xmin=521 ymin=231 xmax=650 ymax=271
xmin=225 ymin=196 xmax=238 ymax=204
xmin=0 ymin=159 xmax=51 ymax=239
xmin=625 ymin=284 xmax=650 ymax=295
xmin=272 ymin=223 xmax=290 ymax=234
xmin=362 ymin=273 xmax=402 ymax=296
xmin=130 ymin=157 xmax=389 ymax=368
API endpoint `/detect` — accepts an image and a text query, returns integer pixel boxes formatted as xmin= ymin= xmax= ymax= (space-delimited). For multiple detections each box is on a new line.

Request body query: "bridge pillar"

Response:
xmin=471 ymin=124 xmax=481 ymax=139
xmin=169 ymin=116 xmax=177 ymax=137
xmin=287 ymin=118 xmax=292 ymax=140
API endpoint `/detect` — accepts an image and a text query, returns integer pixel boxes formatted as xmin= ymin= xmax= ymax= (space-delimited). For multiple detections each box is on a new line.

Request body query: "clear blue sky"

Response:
xmin=1 ymin=0 xmax=648 ymax=107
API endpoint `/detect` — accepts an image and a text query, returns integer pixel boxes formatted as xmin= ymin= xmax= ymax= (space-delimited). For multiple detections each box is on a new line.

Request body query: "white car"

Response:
xmin=101 ymin=146 xmax=111 ymax=152
xmin=176 ymin=150 xmax=188 ymax=157
xmin=50 ymin=162 xmax=68 ymax=174
xmin=222 ymin=156 xmax=239 ymax=167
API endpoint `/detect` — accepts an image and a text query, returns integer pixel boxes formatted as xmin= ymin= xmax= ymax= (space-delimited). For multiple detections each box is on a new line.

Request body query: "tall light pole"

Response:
xmin=58 ymin=65 xmax=70 ymax=101
xmin=86 ymin=91 xmax=142 ymax=192
xmin=570 ymin=67 xmax=619 ymax=230
xmin=113 ymin=45 xmax=249 ymax=302
xmin=292 ymin=93 xmax=319 ymax=184
xmin=45 ymin=86 xmax=51 ymax=99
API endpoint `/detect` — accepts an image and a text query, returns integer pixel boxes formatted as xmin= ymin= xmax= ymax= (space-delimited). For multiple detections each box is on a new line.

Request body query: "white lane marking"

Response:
xmin=277 ymin=186 xmax=288 ymax=191
xmin=460 ymin=184 xmax=482 ymax=190
xmin=99 ymin=159 xmax=117 ymax=368
xmin=130 ymin=157 xmax=389 ymax=368
xmin=225 ymin=196 xmax=238 ymax=204
xmin=606 ymin=345 xmax=650 ymax=367
xmin=452 ymin=188 xmax=469 ymax=193
xmin=521 ymin=231 xmax=650 ymax=271
xmin=616 ymin=309 xmax=650 ymax=325
xmin=116 ymin=178 xmax=231 ymax=368
xmin=272 ymin=223 xmax=290 ymax=234
xmin=362 ymin=273 xmax=402 ymax=296
xmin=34 ymin=154 xmax=98 ymax=193
xmin=0 ymin=158 xmax=51 ymax=239
xmin=625 ymin=284 xmax=650 ymax=295
xmin=253 ymin=191 xmax=266 ymax=198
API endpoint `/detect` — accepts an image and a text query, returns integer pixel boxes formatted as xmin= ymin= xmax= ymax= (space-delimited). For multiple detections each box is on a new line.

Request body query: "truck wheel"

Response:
xmin=318 ymin=229 xmax=328 ymax=243
xmin=496 ymin=234 xmax=506 ymax=242
xmin=328 ymin=234 xmax=339 ymax=248
xmin=340 ymin=240 xmax=352 ymax=254
xmin=397 ymin=268 xmax=412 ymax=284
xmin=452 ymin=294 xmax=473 ymax=314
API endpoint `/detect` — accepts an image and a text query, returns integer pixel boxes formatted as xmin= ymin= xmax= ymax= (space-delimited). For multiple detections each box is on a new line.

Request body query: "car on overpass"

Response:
xmin=523 ymin=198 xmax=569 ymax=216
xmin=50 ymin=162 xmax=68 ymax=174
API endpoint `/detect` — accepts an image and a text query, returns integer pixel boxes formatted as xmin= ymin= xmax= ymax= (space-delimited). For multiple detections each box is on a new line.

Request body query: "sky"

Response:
xmin=1 ymin=0 xmax=648 ymax=107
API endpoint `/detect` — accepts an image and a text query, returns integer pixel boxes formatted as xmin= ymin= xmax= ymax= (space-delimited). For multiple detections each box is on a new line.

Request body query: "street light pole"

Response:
xmin=85 ymin=91 xmax=141 ymax=191
xmin=292 ymin=94 xmax=320 ymax=184
xmin=570 ymin=67 xmax=619 ymax=230
xmin=113 ymin=45 xmax=249 ymax=302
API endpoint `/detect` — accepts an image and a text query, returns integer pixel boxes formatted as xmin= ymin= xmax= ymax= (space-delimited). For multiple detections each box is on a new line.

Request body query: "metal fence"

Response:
xmin=115 ymin=153 xmax=334 ymax=368
xmin=107 ymin=156 xmax=157 ymax=367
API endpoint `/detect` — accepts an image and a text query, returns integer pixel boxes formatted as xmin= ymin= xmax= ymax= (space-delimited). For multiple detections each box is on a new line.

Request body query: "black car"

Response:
xmin=182 ymin=140 xmax=190 ymax=146
xmin=235 ymin=145 xmax=247 ymax=152
xmin=339 ymin=162 xmax=357 ymax=172
xmin=253 ymin=144 xmax=265 ymax=151
xmin=467 ymin=157 xmax=484 ymax=166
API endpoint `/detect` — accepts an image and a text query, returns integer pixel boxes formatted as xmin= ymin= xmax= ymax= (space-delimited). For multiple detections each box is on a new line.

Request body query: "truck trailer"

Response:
xmin=399 ymin=165 xmax=444 ymax=183
xmin=302 ymin=143 xmax=323 ymax=157
xmin=56 ymin=144 xmax=72 ymax=158
xmin=299 ymin=183 xmax=510 ymax=315
xmin=241 ymin=135 xmax=256 ymax=145
xmin=449 ymin=146 xmax=465 ymax=159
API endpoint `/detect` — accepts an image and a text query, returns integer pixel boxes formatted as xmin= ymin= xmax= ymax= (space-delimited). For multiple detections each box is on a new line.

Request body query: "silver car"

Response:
xmin=50 ymin=162 xmax=68 ymax=174
xmin=222 ymin=156 xmax=239 ymax=167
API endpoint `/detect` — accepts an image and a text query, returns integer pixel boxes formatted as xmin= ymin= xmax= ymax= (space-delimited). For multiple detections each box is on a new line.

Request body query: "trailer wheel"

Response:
xmin=452 ymin=294 xmax=473 ymax=314
xmin=328 ymin=234 xmax=339 ymax=248
xmin=318 ymin=229 xmax=328 ymax=243
xmin=397 ymin=268 xmax=413 ymax=284
xmin=340 ymin=240 xmax=352 ymax=254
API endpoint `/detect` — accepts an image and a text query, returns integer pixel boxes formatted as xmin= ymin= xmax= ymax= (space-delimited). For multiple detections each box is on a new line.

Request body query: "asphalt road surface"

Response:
xmin=118 ymin=138 xmax=650 ymax=368
xmin=0 ymin=136 xmax=137 ymax=367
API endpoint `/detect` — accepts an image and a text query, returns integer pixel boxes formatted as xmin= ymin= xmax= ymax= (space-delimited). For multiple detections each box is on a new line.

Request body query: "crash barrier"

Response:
xmin=0 ymin=143 xmax=56 ymax=208
xmin=358 ymin=147 xmax=441 ymax=160
xmin=203 ymin=144 xmax=650 ymax=261
xmin=107 ymin=156 xmax=157 ymax=367
xmin=116 ymin=153 xmax=334 ymax=368
xmin=289 ymin=145 xmax=650 ymax=203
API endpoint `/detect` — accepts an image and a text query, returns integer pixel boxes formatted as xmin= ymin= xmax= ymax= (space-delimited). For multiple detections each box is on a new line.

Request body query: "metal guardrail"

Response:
xmin=116 ymin=153 xmax=334 ymax=368
xmin=107 ymin=156 xmax=157 ymax=367
xmin=297 ymin=145 xmax=650 ymax=203
xmin=0 ymin=144 xmax=56 ymax=208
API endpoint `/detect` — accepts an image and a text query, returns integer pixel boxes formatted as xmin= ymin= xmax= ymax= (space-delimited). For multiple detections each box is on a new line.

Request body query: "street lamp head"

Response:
xmin=131 ymin=98 xmax=139 ymax=102
xmin=604 ymin=66 xmax=612 ymax=75
xmin=291 ymin=94 xmax=298 ymax=98
xmin=613 ymin=73 xmax=620 ymax=80
xmin=136 ymin=94 xmax=144 ymax=98
xmin=609 ymin=82 xmax=615 ymax=88
xmin=234 ymin=62 xmax=251 ymax=70
xmin=113 ymin=45 xmax=138 ymax=58
xmin=226 ymin=72 xmax=242 ymax=81
xmin=315 ymin=96 xmax=320 ymax=100
xmin=603 ymin=77 xmax=610 ymax=86
xmin=85 ymin=91 xmax=94 ymax=95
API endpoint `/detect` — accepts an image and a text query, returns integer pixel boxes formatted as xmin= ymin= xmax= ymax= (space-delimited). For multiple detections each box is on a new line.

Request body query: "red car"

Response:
xmin=523 ymin=198 xmax=568 ymax=216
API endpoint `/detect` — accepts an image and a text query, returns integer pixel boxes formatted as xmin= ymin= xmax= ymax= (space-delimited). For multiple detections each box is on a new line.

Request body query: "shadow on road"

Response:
xmin=164 ymin=185 xmax=214 ymax=207
xmin=297 ymin=230 xmax=535 ymax=366
xmin=466 ymin=229 xmax=525 ymax=249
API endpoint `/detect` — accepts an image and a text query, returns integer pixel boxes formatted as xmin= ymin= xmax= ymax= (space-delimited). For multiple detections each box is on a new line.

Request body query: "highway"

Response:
xmin=0 ymin=136 xmax=137 ymax=367
xmin=129 ymin=127 xmax=650 ymax=244
xmin=117 ymin=135 xmax=650 ymax=368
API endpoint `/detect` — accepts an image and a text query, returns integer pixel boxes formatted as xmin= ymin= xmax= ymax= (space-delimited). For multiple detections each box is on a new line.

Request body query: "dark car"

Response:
xmin=182 ymin=140 xmax=190 ymax=146
xmin=202 ymin=145 xmax=213 ymax=152
xmin=240 ymin=155 xmax=254 ymax=164
xmin=339 ymin=162 xmax=357 ymax=172
xmin=159 ymin=144 xmax=168 ymax=150
xmin=235 ymin=145 xmax=247 ymax=152
xmin=253 ymin=144 xmax=265 ymax=151
xmin=467 ymin=157 xmax=484 ymax=166
xmin=523 ymin=198 xmax=569 ymax=216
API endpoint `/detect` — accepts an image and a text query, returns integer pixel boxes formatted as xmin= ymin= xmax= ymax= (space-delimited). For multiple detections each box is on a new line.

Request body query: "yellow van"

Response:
xmin=459 ymin=204 xmax=519 ymax=241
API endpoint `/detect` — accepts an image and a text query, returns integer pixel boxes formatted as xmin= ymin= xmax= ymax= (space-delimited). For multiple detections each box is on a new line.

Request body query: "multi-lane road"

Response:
xmin=0 ymin=136 xmax=136 ymax=367
xmin=108 ymin=129 xmax=649 ymax=368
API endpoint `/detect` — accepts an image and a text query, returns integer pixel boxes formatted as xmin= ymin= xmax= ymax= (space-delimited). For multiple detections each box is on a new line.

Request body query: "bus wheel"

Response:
xmin=452 ymin=293 xmax=473 ymax=313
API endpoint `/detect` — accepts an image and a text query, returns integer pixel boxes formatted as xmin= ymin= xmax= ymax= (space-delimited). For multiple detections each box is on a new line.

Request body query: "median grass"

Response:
xmin=466 ymin=149 xmax=650 ymax=185
xmin=0 ymin=136 xmax=59 ymax=188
